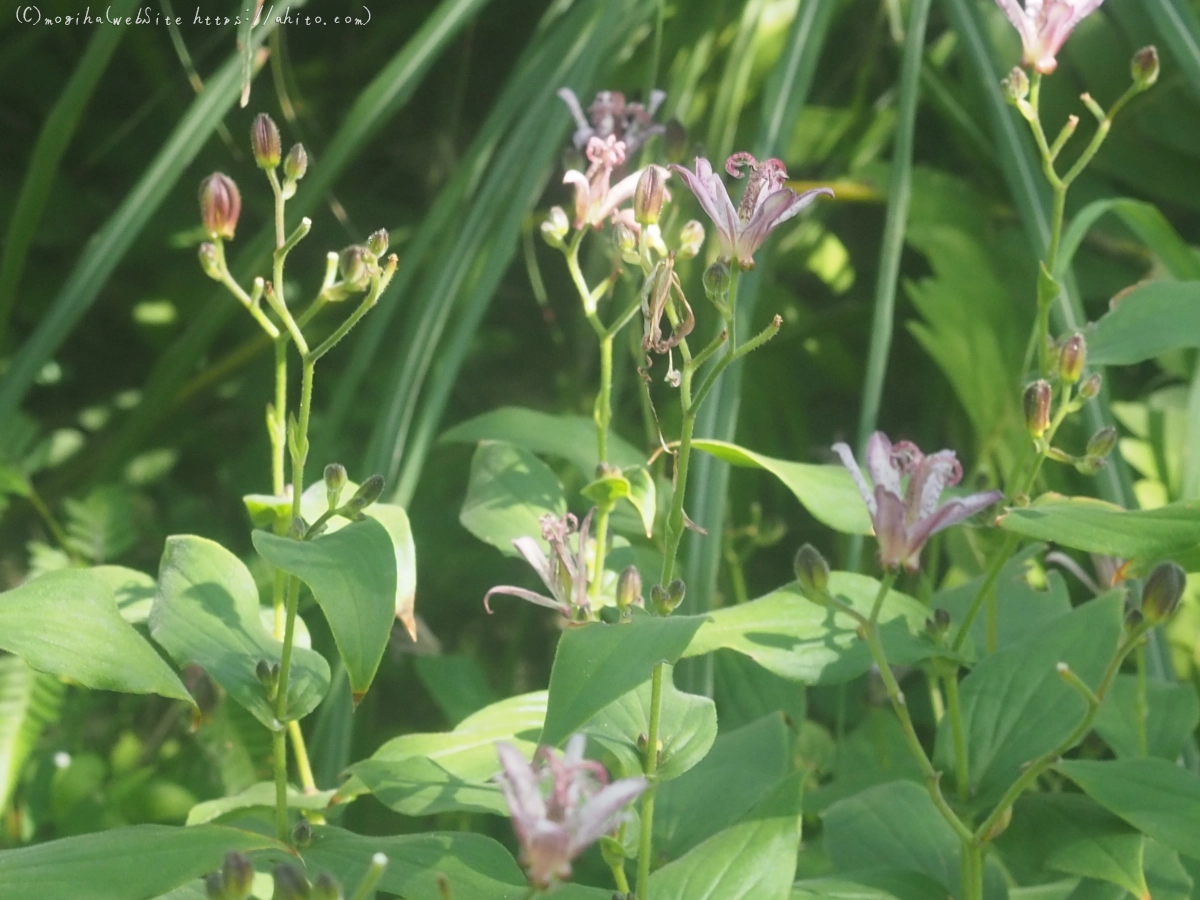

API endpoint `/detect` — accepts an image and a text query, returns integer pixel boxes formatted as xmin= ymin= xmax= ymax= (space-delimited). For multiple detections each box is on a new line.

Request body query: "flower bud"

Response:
xmin=367 ymin=228 xmax=389 ymax=257
xmin=342 ymin=474 xmax=384 ymax=517
xmin=1074 ymin=455 xmax=1104 ymax=476
xmin=1126 ymin=608 xmax=1145 ymax=631
xmin=289 ymin=516 xmax=307 ymax=540
xmin=284 ymin=143 xmax=308 ymax=181
xmin=677 ymin=220 xmax=705 ymax=259
xmin=1142 ymin=561 xmax=1186 ymax=623
xmin=1132 ymin=46 xmax=1160 ymax=90
xmin=292 ymin=817 xmax=313 ymax=848
xmin=199 ymin=173 xmax=241 ymax=240
xmin=255 ymin=659 xmax=274 ymax=686
xmin=1086 ymin=426 xmax=1117 ymax=459
xmin=617 ymin=565 xmax=643 ymax=611
xmin=793 ymin=543 xmax=829 ymax=597
xmin=634 ymin=166 xmax=666 ymax=225
xmin=324 ymin=463 xmax=347 ymax=509
xmin=649 ymin=584 xmax=667 ymax=614
xmin=312 ymin=872 xmax=343 ymax=900
xmin=541 ymin=206 xmax=569 ymax=248
xmin=613 ymin=221 xmax=639 ymax=264
xmin=1023 ymin=380 xmax=1052 ymax=438
xmin=1058 ymin=333 xmax=1086 ymax=384
xmin=272 ymin=863 xmax=311 ymax=900
xmin=221 ymin=851 xmax=255 ymax=899
xmin=1078 ymin=372 xmax=1102 ymax=400
xmin=339 ymin=245 xmax=370 ymax=289
xmin=702 ymin=260 xmax=730 ymax=299
xmin=205 ymin=872 xmax=226 ymax=900
xmin=251 ymin=113 xmax=281 ymax=169
xmin=1002 ymin=67 xmax=1030 ymax=104
xmin=925 ymin=607 xmax=951 ymax=640
xmin=198 ymin=242 xmax=222 ymax=280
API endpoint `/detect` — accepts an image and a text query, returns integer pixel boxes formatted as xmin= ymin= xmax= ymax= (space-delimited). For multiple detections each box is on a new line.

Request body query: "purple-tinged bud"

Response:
xmin=342 ymin=474 xmax=384 ymax=517
xmin=703 ymin=260 xmax=730 ymax=299
xmin=634 ymin=166 xmax=666 ymax=225
xmin=1132 ymin=46 xmax=1160 ymax=90
xmin=1059 ymin=333 xmax=1086 ymax=384
xmin=651 ymin=578 xmax=686 ymax=616
xmin=284 ymin=143 xmax=308 ymax=181
xmin=678 ymin=220 xmax=704 ymax=259
xmin=199 ymin=173 xmax=241 ymax=240
xmin=339 ymin=245 xmax=370 ymax=289
xmin=541 ymin=206 xmax=569 ymax=249
xmin=324 ymin=463 xmax=347 ymax=509
xmin=1086 ymin=426 xmax=1117 ymax=459
xmin=221 ymin=851 xmax=255 ymax=899
xmin=367 ymin=228 xmax=389 ymax=257
xmin=1078 ymin=372 xmax=1102 ymax=400
xmin=793 ymin=543 xmax=829 ymax=597
xmin=312 ymin=872 xmax=343 ymax=900
xmin=251 ymin=113 xmax=281 ymax=169
xmin=617 ymin=565 xmax=643 ymax=612
xmin=1142 ymin=561 xmax=1186 ymax=623
xmin=255 ymin=659 xmax=274 ymax=686
xmin=292 ymin=817 xmax=313 ymax=848
xmin=198 ymin=242 xmax=221 ymax=280
xmin=272 ymin=863 xmax=311 ymax=900
xmin=1002 ymin=67 xmax=1030 ymax=104
xmin=1023 ymin=380 xmax=1052 ymax=438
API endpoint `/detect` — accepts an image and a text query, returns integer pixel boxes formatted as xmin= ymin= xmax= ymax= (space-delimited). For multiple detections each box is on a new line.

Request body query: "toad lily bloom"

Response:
xmin=563 ymin=136 xmax=650 ymax=230
xmin=484 ymin=510 xmax=594 ymax=619
xmin=558 ymin=88 xmax=667 ymax=157
xmin=495 ymin=735 xmax=648 ymax=889
xmin=995 ymin=0 xmax=1105 ymax=74
xmin=833 ymin=433 xmax=1004 ymax=573
xmin=669 ymin=153 xmax=832 ymax=269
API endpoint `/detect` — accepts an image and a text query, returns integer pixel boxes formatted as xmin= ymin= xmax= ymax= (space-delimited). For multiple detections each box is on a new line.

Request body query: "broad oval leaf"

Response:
xmin=150 ymin=535 xmax=330 ymax=728
xmin=0 ymin=824 xmax=284 ymax=900
xmin=460 ymin=441 xmax=567 ymax=556
xmin=582 ymin=664 xmax=716 ymax=782
xmin=1057 ymin=758 xmax=1200 ymax=860
xmin=541 ymin=614 xmax=706 ymax=747
xmin=1095 ymin=675 xmax=1200 ymax=762
xmin=690 ymin=439 xmax=873 ymax=535
xmin=1085 ymin=281 xmax=1200 ymax=367
xmin=254 ymin=517 xmax=396 ymax=702
xmin=91 ymin=564 xmax=158 ymax=625
xmin=0 ymin=569 xmax=191 ymax=703
xmin=185 ymin=781 xmax=335 ymax=826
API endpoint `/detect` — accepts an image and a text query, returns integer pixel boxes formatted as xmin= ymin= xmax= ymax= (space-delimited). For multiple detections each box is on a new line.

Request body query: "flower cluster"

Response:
xmin=484 ymin=510 xmax=595 ymax=620
xmin=994 ymin=0 xmax=1105 ymax=74
xmin=495 ymin=735 xmax=647 ymax=888
xmin=834 ymin=433 xmax=1003 ymax=573
xmin=558 ymin=88 xmax=667 ymax=157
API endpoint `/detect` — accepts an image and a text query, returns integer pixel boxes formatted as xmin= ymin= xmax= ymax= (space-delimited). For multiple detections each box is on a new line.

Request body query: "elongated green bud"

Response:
xmin=221 ymin=852 xmax=254 ymax=899
xmin=272 ymin=863 xmax=311 ymax=900
xmin=312 ymin=872 xmax=343 ymax=900
xmin=613 ymin=221 xmax=639 ymax=264
xmin=634 ymin=166 xmax=666 ymax=225
xmin=617 ymin=566 xmax=643 ymax=611
xmin=324 ymin=463 xmax=347 ymax=510
xmin=341 ymin=474 xmax=385 ymax=517
xmin=1086 ymin=426 xmax=1117 ymax=459
xmin=1023 ymin=380 xmax=1052 ymax=438
xmin=367 ymin=228 xmax=389 ymax=257
xmin=252 ymin=113 xmax=281 ymax=169
xmin=541 ymin=207 xmax=569 ymax=248
xmin=1078 ymin=372 xmax=1102 ymax=400
xmin=284 ymin=143 xmax=308 ymax=180
xmin=1142 ymin=561 xmax=1186 ymax=623
xmin=199 ymin=242 xmax=221 ymax=280
xmin=793 ymin=544 xmax=829 ymax=597
xmin=292 ymin=817 xmax=313 ymax=848
xmin=339 ymin=245 xmax=370 ymax=289
xmin=1059 ymin=333 xmax=1086 ymax=384
xmin=678 ymin=220 xmax=704 ymax=259
xmin=1002 ymin=66 xmax=1029 ymax=103
xmin=703 ymin=260 xmax=730 ymax=299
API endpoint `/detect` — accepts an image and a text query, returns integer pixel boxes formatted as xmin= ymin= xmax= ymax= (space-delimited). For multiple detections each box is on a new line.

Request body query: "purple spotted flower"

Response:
xmin=833 ymin=433 xmax=1004 ymax=573
xmin=669 ymin=153 xmax=832 ymax=269
xmin=562 ymin=136 xmax=647 ymax=231
xmin=484 ymin=510 xmax=594 ymax=619
xmin=558 ymin=88 xmax=667 ymax=157
xmin=994 ymin=0 xmax=1105 ymax=74
xmin=495 ymin=735 xmax=647 ymax=889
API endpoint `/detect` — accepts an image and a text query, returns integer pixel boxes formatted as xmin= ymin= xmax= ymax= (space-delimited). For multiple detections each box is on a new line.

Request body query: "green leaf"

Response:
xmin=654 ymin=714 xmax=791 ymax=862
xmin=0 ymin=464 xmax=31 ymax=498
xmin=805 ymin=710 xmax=924 ymax=814
xmin=690 ymin=440 xmax=872 ymax=535
xmin=792 ymin=872 xmax=953 ymax=900
xmin=254 ymin=518 xmax=396 ymax=701
xmin=649 ymin=774 xmax=804 ymax=900
xmin=581 ymin=470 xmax=630 ymax=507
xmin=150 ymin=535 xmax=330 ymax=728
xmin=1095 ymin=675 xmax=1200 ymax=761
xmin=440 ymin=406 xmax=645 ymax=474
xmin=0 ymin=824 xmax=284 ymax=900
xmin=681 ymin=574 xmax=938 ymax=684
xmin=541 ymin=615 xmax=706 ymax=747
xmin=0 ymin=569 xmax=191 ymax=703
xmin=1057 ymin=757 xmax=1200 ymax=859
xmin=185 ymin=781 xmax=335 ymax=826
xmin=997 ymin=494 xmax=1200 ymax=563
xmin=460 ymin=441 xmax=566 ymax=556
xmin=623 ymin=465 xmax=657 ymax=537
xmin=366 ymin=502 xmax=419 ymax=642
xmin=997 ymin=793 xmax=1148 ymax=898
xmin=1143 ymin=840 xmax=1193 ymax=900
xmin=582 ymin=664 xmax=716 ymax=782
xmin=412 ymin=655 xmax=497 ymax=726
xmin=309 ymin=662 xmax=354 ymax=791
xmin=823 ymin=780 xmax=1007 ymax=900
xmin=338 ymin=691 xmax=545 ymax=814
xmin=302 ymin=825 xmax=610 ymax=900
xmin=90 ymin=565 xmax=158 ymax=625
xmin=1055 ymin=198 xmax=1200 ymax=282
xmin=712 ymin=651 xmax=807 ymax=733
xmin=0 ymin=655 xmax=64 ymax=813
xmin=1084 ymin=281 xmax=1200 ymax=367
xmin=935 ymin=593 xmax=1124 ymax=808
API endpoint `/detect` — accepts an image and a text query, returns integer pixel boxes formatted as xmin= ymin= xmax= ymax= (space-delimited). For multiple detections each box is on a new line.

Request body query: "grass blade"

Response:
xmin=1143 ymin=0 xmax=1200 ymax=97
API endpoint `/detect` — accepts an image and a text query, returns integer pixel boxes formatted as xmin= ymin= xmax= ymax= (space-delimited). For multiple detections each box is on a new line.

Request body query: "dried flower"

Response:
xmin=669 ymin=154 xmax=832 ymax=269
xmin=558 ymin=88 xmax=667 ymax=157
xmin=495 ymin=735 xmax=647 ymax=889
xmin=251 ymin=113 xmax=281 ymax=169
xmin=484 ymin=511 xmax=595 ymax=619
xmin=994 ymin=0 xmax=1105 ymax=74
xmin=563 ymin=136 xmax=646 ymax=230
xmin=199 ymin=173 xmax=241 ymax=240
xmin=833 ymin=433 xmax=1004 ymax=573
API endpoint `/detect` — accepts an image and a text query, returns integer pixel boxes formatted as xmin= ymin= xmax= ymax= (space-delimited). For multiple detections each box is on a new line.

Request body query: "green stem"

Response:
xmin=945 ymin=673 xmax=969 ymax=804
xmin=964 ymin=843 xmax=984 ymax=900
xmin=273 ymin=729 xmax=288 ymax=841
xmin=635 ymin=661 xmax=665 ymax=899
xmin=869 ymin=570 xmax=897 ymax=624
xmin=347 ymin=852 xmax=389 ymax=900
xmin=1135 ymin=641 xmax=1148 ymax=757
